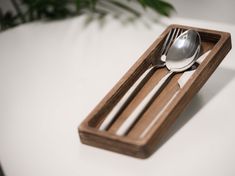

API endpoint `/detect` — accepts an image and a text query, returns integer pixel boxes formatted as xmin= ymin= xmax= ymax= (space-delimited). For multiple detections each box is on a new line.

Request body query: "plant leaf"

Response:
xmin=140 ymin=0 xmax=175 ymax=16
xmin=1 ymin=0 xmax=175 ymax=31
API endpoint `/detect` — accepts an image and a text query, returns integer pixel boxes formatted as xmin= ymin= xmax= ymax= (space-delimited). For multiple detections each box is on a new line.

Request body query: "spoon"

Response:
xmin=99 ymin=28 xmax=182 ymax=131
xmin=116 ymin=29 xmax=201 ymax=136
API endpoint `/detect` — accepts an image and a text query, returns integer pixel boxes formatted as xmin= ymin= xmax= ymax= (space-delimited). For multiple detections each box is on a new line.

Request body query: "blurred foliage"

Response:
xmin=0 ymin=0 xmax=174 ymax=31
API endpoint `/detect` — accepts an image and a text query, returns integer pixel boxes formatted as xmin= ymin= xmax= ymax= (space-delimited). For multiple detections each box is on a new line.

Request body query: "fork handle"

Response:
xmin=99 ymin=66 xmax=155 ymax=131
xmin=116 ymin=71 xmax=175 ymax=136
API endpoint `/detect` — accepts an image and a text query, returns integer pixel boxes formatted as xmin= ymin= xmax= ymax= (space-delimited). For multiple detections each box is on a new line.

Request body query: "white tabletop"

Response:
xmin=0 ymin=16 xmax=235 ymax=176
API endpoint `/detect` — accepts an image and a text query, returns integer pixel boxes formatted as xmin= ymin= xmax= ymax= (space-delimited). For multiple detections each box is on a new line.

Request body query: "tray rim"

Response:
xmin=78 ymin=24 xmax=232 ymax=158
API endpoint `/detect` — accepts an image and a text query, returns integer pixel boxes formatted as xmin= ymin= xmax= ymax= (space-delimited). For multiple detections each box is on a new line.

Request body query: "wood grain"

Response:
xmin=78 ymin=24 xmax=232 ymax=158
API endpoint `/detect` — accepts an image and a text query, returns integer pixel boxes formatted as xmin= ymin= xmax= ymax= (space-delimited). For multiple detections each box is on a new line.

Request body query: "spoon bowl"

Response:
xmin=166 ymin=30 xmax=201 ymax=72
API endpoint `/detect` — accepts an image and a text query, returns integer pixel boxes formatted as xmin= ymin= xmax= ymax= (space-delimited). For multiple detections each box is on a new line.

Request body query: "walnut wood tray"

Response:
xmin=78 ymin=24 xmax=232 ymax=158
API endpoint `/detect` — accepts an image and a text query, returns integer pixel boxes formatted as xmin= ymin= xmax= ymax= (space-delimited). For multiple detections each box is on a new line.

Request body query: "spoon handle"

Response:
xmin=99 ymin=66 xmax=155 ymax=131
xmin=116 ymin=71 xmax=175 ymax=136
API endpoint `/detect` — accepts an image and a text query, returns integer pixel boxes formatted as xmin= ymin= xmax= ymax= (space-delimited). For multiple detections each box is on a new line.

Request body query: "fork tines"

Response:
xmin=162 ymin=28 xmax=183 ymax=56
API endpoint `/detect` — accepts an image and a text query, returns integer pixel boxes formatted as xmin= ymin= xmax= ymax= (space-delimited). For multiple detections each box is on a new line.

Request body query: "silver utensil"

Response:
xmin=139 ymin=50 xmax=211 ymax=138
xmin=99 ymin=28 xmax=182 ymax=131
xmin=116 ymin=30 xmax=201 ymax=136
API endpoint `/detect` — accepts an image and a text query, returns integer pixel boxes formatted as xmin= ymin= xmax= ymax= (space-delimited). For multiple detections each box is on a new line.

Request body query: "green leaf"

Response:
xmin=75 ymin=0 xmax=81 ymax=11
xmin=141 ymin=0 xmax=175 ymax=16
xmin=1 ymin=0 xmax=175 ymax=31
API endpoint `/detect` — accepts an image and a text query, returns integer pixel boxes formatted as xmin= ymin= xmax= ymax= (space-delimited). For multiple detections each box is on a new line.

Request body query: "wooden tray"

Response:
xmin=78 ymin=24 xmax=232 ymax=158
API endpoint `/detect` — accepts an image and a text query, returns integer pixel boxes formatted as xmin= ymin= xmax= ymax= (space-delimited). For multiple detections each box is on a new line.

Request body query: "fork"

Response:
xmin=99 ymin=28 xmax=183 ymax=131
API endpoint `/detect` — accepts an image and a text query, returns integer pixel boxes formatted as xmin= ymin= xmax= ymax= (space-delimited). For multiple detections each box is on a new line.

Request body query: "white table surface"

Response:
xmin=0 ymin=16 xmax=235 ymax=176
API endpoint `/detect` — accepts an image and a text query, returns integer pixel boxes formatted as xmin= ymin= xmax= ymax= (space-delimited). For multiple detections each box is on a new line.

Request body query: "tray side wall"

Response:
xmin=78 ymin=24 xmax=232 ymax=158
